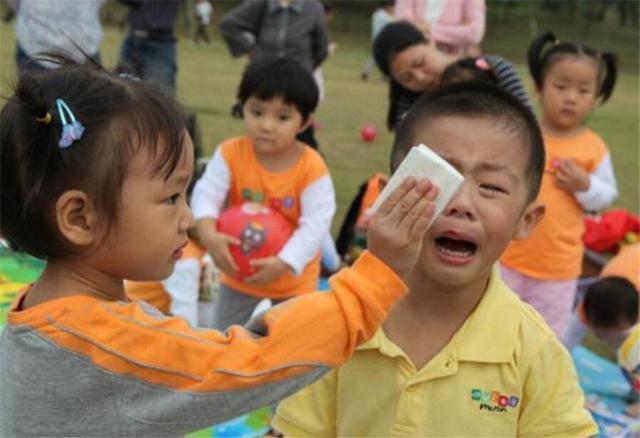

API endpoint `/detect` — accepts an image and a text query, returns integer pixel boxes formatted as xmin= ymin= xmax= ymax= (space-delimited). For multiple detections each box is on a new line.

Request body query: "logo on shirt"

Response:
xmin=470 ymin=388 xmax=519 ymax=413
xmin=241 ymin=188 xmax=296 ymax=210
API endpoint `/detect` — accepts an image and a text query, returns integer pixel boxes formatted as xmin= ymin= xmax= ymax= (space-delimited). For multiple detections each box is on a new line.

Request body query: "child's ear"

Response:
xmin=55 ymin=190 xmax=99 ymax=247
xmin=298 ymin=113 xmax=314 ymax=133
xmin=513 ymin=201 xmax=545 ymax=240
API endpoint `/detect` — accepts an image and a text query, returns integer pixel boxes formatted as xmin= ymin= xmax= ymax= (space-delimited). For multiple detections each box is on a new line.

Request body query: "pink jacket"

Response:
xmin=395 ymin=0 xmax=486 ymax=54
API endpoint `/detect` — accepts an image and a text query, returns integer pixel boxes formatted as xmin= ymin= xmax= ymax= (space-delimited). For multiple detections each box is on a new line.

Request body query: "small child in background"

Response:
xmin=501 ymin=31 xmax=619 ymax=338
xmin=564 ymin=243 xmax=639 ymax=351
xmin=194 ymin=0 xmax=214 ymax=45
xmin=0 ymin=58 xmax=438 ymax=435
xmin=191 ymin=57 xmax=336 ymax=330
xmin=273 ymin=82 xmax=596 ymax=437
xmin=361 ymin=0 xmax=395 ymax=81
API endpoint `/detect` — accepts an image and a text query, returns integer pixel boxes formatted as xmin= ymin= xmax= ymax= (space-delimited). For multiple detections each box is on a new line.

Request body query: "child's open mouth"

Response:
xmin=435 ymin=236 xmax=477 ymax=264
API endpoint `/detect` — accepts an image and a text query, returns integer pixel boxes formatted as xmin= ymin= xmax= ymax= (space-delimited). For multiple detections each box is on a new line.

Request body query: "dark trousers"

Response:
xmin=194 ymin=22 xmax=210 ymax=43
xmin=119 ymin=33 xmax=177 ymax=96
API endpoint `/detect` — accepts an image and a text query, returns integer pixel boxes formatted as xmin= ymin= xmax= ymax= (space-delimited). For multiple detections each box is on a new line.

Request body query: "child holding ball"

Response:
xmin=191 ymin=57 xmax=336 ymax=330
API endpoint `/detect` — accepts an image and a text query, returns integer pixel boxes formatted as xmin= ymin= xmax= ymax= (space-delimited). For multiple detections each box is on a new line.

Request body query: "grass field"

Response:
xmin=1 ymin=5 xmax=638 ymax=236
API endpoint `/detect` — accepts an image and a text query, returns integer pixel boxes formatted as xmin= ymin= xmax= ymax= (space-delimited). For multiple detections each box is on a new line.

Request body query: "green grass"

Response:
xmin=1 ymin=9 xmax=637 ymax=235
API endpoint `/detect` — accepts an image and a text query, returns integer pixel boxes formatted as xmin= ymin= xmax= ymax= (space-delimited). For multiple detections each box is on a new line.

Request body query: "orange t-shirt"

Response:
xmin=501 ymin=129 xmax=609 ymax=280
xmin=219 ymin=136 xmax=329 ymax=298
xmin=601 ymin=243 xmax=640 ymax=290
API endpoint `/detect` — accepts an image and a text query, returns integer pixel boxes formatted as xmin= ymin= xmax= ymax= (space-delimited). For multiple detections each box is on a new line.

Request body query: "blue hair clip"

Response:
xmin=56 ymin=98 xmax=85 ymax=149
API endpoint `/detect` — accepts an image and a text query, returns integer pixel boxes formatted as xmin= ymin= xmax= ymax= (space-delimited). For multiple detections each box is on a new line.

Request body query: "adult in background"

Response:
xmin=361 ymin=0 xmax=395 ymax=81
xmin=219 ymin=0 xmax=329 ymax=149
xmin=373 ymin=20 xmax=531 ymax=130
xmin=394 ymin=0 xmax=485 ymax=56
xmin=118 ymin=0 xmax=180 ymax=96
xmin=14 ymin=0 xmax=105 ymax=74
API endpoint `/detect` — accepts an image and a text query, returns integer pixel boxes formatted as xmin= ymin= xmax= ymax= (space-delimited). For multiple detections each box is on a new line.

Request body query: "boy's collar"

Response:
xmin=359 ymin=266 xmax=521 ymax=364
xmin=454 ymin=266 xmax=521 ymax=363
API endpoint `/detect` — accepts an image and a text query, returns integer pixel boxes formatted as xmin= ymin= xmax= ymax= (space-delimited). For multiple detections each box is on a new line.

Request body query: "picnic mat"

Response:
xmin=573 ymin=345 xmax=640 ymax=437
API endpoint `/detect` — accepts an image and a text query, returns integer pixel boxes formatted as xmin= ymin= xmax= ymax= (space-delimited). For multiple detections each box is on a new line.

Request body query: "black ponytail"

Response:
xmin=599 ymin=52 xmax=618 ymax=103
xmin=527 ymin=31 xmax=556 ymax=88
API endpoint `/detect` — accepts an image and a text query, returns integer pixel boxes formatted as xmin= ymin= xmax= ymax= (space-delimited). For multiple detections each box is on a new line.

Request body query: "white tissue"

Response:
xmin=371 ymin=144 xmax=464 ymax=226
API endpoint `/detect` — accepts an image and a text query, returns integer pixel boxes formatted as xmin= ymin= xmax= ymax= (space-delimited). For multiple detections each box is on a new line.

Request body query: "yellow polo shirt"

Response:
xmin=273 ymin=268 xmax=597 ymax=437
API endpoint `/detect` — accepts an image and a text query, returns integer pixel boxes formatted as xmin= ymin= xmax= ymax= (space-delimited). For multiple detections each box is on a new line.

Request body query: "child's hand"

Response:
xmin=207 ymin=232 xmax=241 ymax=277
xmin=367 ymin=178 xmax=437 ymax=279
xmin=554 ymin=159 xmax=590 ymax=193
xmin=245 ymin=257 xmax=290 ymax=285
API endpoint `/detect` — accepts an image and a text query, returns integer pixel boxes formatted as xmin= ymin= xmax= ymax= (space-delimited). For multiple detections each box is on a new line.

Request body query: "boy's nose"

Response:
xmin=261 ymin=117 xmax=275 ymax=131
xmin=443 ymin=183 xmax=476 ymax=221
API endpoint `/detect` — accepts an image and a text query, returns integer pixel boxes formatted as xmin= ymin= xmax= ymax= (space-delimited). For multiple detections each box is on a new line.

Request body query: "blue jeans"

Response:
xmin=119 ymin=34 xmax=177 ymax=95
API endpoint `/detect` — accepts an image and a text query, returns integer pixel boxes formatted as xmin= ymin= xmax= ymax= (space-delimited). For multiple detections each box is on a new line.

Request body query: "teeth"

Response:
xmin=437 ymin=245 xmax=473 ymax=258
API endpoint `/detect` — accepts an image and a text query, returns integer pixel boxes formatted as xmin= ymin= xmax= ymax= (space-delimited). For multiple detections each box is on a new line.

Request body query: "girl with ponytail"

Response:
xmin=501 ymin=31 xmax=619 ymax=340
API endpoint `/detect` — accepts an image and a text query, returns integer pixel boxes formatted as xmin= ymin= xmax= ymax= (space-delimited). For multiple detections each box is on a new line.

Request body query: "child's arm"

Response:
xmin=430 ymin=0 xmax=486 ymax=47
xmin=191 ymin=148 xmax=240 ymax=276
xmin=573 ymin=153 xmax=618 ymax=211
xmin=247 ymin=174 xmax=335 ymax=285
xmin=219 ymin=0 xmax=263 ymax=58
xmin=311 ymin=7 xmax=329 ymax=68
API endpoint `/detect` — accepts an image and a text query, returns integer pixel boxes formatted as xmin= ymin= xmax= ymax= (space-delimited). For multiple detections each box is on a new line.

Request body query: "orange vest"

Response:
xmin=219 ymin=136 xmax=329 ymax=298
xmin=501 ymin=129 xmax=609 ymax=280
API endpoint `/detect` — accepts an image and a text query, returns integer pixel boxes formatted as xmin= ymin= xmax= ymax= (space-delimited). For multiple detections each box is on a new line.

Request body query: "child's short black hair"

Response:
xmin=233 ymin=57 xmax=319 ymax=122
xmin=441 ymin=57 xmax=498 ymax=88
xmin=0 ymin=57 xmax=187 ymax=260
xmin=584 ymin=276 xmax=638 ymax=328
xmin=391 ymin=81 xmax=545 ymax=203
xmin=528 ymin=31 xmax=617 ymax=103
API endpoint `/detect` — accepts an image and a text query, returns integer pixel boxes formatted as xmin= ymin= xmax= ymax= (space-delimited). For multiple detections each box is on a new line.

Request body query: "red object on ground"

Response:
xmin=217 ymin=202 xmax=293 ymax=279
xmin=360 ymin=123 xmax=377 ymax=143
xmin=584 ymin=209 xmax=640 ymax=253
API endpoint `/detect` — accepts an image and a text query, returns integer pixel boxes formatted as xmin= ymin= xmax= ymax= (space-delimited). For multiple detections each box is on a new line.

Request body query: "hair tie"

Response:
xmin=36 ymin=112 xmax=52 ymax=124
xmin=56 ymin=98 xmax=85 ymax=149
xmin=475 ymin=57 xmax=491 ymax=71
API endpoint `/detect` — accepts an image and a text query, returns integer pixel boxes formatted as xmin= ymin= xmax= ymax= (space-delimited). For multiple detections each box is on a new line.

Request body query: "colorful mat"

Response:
xmin=573 ymin=345 xmax=640 ymax=437
xmin=0 ymin=245 xmax=44 ymax=328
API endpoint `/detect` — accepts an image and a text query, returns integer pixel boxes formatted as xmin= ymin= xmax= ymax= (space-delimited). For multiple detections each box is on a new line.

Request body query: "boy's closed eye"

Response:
xmin=479 ymin=183 xmax=508 ymax=196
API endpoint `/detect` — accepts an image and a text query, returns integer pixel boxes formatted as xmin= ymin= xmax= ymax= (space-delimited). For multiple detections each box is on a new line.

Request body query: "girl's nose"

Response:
xmin=181 ymin=207 xmax=195 ymax=232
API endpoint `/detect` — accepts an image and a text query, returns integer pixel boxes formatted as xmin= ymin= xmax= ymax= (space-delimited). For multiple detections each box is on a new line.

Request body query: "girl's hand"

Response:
xmin=367 ymin=177 xmax=438 ymax=279
xmin=245 ymin=257 xmax=290 ymax=285
xmin=206 ymin=232 xmax=241 ymax=277
xmin=554 ymin=159 xmax=590 ymax=193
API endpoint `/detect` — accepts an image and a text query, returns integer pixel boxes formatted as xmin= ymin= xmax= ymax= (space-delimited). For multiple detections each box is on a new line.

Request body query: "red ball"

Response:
xmin=360 ymin=123 xmax=377 ymax=143
xmin=217 ymin=202 xmax=293 ymax=279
